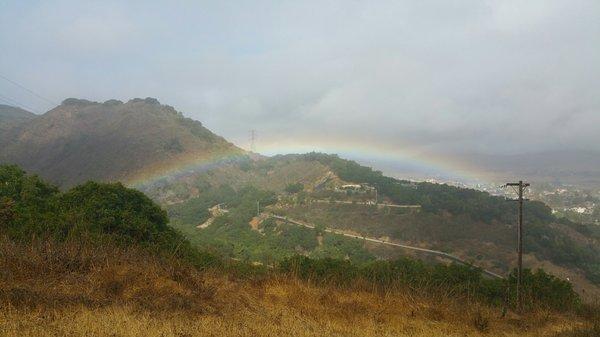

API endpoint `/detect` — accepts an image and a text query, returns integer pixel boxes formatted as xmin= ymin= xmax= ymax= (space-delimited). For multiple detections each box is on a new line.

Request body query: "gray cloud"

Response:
xmin=1 ymin=0 xmax=599 ymax=158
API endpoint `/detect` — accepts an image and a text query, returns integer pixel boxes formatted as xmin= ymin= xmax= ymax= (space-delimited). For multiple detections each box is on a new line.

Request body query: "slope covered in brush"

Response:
xmin=0 ymin=98 xmax=243 ymax=188
xmin=151 ymin=153 xmax=600 ymax=296
xmin=0 ymin=104 xmax=35 ymax=143
xmin=294 ymin=153 xmax=600 ymax=285
xmin=2 ymin=164 xmax=597 ymax=337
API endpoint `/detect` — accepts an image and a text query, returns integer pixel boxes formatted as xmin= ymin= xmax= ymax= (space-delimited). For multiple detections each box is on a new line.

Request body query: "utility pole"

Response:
xmin=505 ymin=180 xmax=530 ymax=312
xmin=257 ymin=200 xmax=260 ymax=217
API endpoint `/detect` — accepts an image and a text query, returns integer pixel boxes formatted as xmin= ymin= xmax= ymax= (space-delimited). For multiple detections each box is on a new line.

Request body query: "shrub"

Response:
xmin=285 ymin=183 xmax=304 ymax=194
xmin=278 ymin=255 xmax=580 ymax=311
xmin=0 ymin=165 xmax=60 ymax=238
xmin=507 ymin=268 xmax=580 ymax=312
xmin=0 ymin=165 xmax=221 ymax=270
xmin=59 ymin=181 xmax=169 ymax=243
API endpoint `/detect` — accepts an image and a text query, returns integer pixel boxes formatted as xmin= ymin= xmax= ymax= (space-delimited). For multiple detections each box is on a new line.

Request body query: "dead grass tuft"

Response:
xmin=553 ymin=323 xmax=600 ymax=337
xmin=473 ymin=311 xmax=490 ymax=333
xmin=0 ymin=236 xmax=219 ymax=313
xmin=0 ymin=236 xmax=595 ymax=337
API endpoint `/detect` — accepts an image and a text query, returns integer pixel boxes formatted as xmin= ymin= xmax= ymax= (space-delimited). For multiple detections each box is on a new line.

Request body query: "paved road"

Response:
xmin=269 ymin=214 xmax=505 ymax=280
xmin=312 ymin=199 xmax=421 ymax=208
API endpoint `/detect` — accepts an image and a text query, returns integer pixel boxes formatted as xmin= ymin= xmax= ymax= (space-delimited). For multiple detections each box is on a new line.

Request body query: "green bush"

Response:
xmin=278 ymin=255 xmax=579 ymax=311
xmin=0 ymin=165 xmax=61 ymax=237
xmin=0 ymin=165 xmax=220 ymax=270
xmin=507 ymin=268 xmax=580 ymax=311
xmin=284 ymin=182 xmax=304 ymax=194
xmin=60 ymin=181 xmax=169 ymax=243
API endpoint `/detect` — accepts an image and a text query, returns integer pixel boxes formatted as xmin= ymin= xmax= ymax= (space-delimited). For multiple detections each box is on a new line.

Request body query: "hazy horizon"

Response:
xmin=1 ymin=1 xmax=599 ymax=182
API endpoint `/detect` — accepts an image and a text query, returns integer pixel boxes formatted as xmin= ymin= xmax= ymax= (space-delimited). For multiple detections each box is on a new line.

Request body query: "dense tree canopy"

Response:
xmin=0 ymin=165 xmax=216 ymax=268
xmin=60 ymin=182 xmax=169 ymax=243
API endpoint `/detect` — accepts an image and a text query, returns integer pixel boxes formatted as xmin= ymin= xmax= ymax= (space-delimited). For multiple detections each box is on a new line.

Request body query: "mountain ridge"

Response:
xmin=0 ymin=98 xmax=244 ymax=188
xmin=0 ymin=104 xmax=36 ymax=143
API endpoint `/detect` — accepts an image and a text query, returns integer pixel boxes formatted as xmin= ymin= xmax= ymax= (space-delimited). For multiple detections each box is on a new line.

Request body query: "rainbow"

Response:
xmin=255 ymin=139 xmax=493 ymax=184
xmin=126 ymin=148 xmax=248 ymax=187
xmin=127 ymin=140 xmax=492 ymax=188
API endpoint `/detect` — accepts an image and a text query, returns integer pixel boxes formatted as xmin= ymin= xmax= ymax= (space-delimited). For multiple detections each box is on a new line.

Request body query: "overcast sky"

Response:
xmin=1 ymin=1 xmax=599 ymax=169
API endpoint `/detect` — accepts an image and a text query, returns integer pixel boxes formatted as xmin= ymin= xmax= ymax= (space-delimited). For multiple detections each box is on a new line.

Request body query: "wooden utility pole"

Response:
xmin=505 ymin=180 xmax=529 ymax=312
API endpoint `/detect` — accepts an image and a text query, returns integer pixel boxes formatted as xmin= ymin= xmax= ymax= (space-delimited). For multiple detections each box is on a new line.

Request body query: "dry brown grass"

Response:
xmin=0 ymin=236 xmax=590 ymax=337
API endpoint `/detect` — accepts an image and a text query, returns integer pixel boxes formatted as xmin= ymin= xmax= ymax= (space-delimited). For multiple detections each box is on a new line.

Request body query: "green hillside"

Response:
xmin=298 ymin=153 xmax=600 ymax=281
xmin=1 ymin=98 xmax=598 ymax=297
xmin=151 ymin=153 xmax=600 ymax=296
xmin=3 ymin=163 xmax=598 ymax=337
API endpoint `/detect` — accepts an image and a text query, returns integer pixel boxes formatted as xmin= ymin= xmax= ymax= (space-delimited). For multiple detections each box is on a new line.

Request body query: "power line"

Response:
xmin=0 ymin=92 xmax=39 ymax=113
xmin=0 ymin=93 xmax=40 ymax=114
xmin=0 ymin=94 xmax=19 ymax=106
xmin=0 ymin=73 xmax=58 ymax=107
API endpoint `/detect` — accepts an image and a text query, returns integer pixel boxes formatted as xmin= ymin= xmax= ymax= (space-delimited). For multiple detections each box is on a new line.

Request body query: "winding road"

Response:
xmin=268 ymin=214 xmax=505 ymax=280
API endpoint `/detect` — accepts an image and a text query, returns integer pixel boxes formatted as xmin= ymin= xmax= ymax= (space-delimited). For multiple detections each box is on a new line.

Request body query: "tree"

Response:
xmin=285 ymin=182 xmax=304 ymax=194
xmin=59 ymin=181 xmax=169 ymax=243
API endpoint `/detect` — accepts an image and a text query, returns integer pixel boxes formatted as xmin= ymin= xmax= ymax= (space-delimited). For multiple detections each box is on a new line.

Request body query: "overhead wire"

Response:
xmin=0 ymin=73 xmax=58 ymax=108
xmin=0 ymin=93 xmax=40 ymax=114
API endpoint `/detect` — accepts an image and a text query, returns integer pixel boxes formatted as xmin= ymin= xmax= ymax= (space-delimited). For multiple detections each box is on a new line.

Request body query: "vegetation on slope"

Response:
xmin=0 ymin=164 xmax=218 ymax=269
xmin=297 ymin=153 xmax=600 ymax=284
xmin=0 ymin=98 xmax=242 ymax=188
xmin=1 ymin=164 xmax=599 ymax=336
xmin=3 ymin=236 xmax=596 ymax=337
xmin=168 ymin=185 xmax=375 ymax=263
xmin=0 ymin=104 xmax=35 ymax=144
xmin=1 ymin=97 xmax=597 ymax=289
xmin=156 ymin=152 xmax=600 ymax=290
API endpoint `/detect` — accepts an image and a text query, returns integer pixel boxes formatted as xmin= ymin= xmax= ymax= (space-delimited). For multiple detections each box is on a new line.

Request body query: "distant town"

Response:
xmin=421 ymin=178 xmax=600 ymax=226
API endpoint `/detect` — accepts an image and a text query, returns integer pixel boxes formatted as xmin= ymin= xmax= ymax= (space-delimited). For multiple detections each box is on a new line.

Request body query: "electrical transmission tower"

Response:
xmin=250 ymin=129 xmax=256 ymax=152
xmin=504 ymin=180 xmax=530 ymax=312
